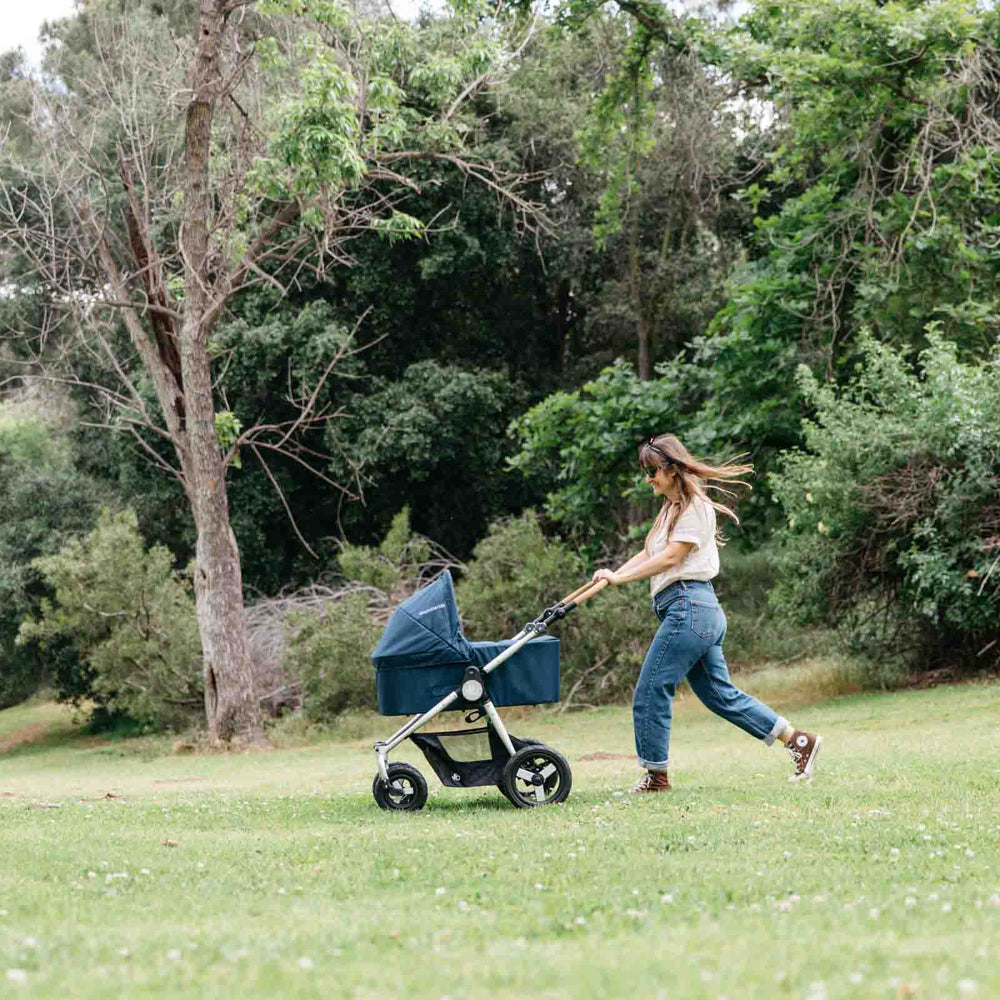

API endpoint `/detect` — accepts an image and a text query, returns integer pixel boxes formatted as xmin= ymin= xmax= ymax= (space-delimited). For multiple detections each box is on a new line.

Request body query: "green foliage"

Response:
xmin=770 ymin=333 xmax=1000 ymax=676
xmin=707 ymin=0 xmax=1000 ymax=420
xmin=285 ymin=593 xmax=382 ymax=721
xmin=338 ymin=507 xmax=431 ymax=593
xmin=328 ymin=360 xmax=533 ymax=556
xmin=508 ymin=358 xmax=716 ymax=554
xmin=19 ymin=509 xmax=203 ymax=727
xmin=0 ymin=402 xmax=111 ymax=709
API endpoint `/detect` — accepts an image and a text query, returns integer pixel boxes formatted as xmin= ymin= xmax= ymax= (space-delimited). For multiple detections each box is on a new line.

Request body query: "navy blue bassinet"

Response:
xmin=371 ymin=570 xmax=560 ymax=715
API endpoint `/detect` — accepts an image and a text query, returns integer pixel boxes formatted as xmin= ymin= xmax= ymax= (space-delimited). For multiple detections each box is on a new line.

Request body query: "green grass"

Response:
xmin=1 ymin=671 xmax=999 ymax=999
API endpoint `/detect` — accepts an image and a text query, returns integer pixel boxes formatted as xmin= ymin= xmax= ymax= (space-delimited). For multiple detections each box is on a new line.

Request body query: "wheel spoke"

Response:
xmin=516 ymin=768 xmax=536 ymax=783
xmin=533 ymin=784 xmax=547 ymax=803
xmin=538 ymin=764 xmax=557 ymax=780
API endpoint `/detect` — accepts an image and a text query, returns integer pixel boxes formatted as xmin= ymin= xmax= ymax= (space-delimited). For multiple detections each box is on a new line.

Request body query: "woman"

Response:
xmin=592 ymin=435 xmax=822 ymax=793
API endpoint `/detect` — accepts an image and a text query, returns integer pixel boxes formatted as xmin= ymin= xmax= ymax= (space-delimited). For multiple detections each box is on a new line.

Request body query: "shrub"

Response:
xmin=769 ymin=332 xmax=1000 ymax=678
xmin=280 ymin=508 xmax=456 ymax=721
xmin=18 ymin=509 xmax=203 ymax=727
xmin=0 ymin=400 xmax=111 ymax=708
xmin=337 ymin=507 xmax=432 ymax=595
xmin=284 ymin=592 xmax=384 ymax=721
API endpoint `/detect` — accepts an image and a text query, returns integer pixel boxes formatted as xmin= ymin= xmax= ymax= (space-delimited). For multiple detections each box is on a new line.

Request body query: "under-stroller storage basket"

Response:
xmin=375 ymin=636 xmax=560 ymax=716
xmin=410 ymin=727 xmax=541 ymax=788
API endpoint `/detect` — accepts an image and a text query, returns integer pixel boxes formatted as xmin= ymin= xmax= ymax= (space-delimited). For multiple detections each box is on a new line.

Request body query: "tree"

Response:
xmin=0 ymin=0 xmax=544 ymax=741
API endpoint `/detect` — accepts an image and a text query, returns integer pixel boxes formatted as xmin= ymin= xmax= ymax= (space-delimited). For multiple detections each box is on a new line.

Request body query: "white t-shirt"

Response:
xmin=646 ymin=495 xmax=720 ymax=598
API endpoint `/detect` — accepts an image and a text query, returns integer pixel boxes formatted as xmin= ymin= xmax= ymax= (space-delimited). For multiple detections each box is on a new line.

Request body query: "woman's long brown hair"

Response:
xmin=638 ymin=434 xmax=754 ymax=547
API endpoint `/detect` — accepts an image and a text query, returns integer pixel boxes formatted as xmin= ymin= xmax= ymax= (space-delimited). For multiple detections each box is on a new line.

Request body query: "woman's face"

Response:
xmin=644 ymin=464 xmax=676 ymax=498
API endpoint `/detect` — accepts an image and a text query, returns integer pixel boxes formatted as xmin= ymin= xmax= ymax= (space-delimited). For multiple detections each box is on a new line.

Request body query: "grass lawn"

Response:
xmin=1 ymin=671 xmax=998 ymax=999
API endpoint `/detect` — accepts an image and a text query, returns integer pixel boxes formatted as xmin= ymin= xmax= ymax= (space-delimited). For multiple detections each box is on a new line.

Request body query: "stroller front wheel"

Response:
xmin=500 ymin=745 xmax=572 ymax=808
xmin=373 ymin=762 xmax=429 ymax=811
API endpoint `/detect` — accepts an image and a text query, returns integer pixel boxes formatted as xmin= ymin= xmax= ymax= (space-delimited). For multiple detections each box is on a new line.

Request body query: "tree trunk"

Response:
xmin=179 ymin=0 xmax=263 ymax=743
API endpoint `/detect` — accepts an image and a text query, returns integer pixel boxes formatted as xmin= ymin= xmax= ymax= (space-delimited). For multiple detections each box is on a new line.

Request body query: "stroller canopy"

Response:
xmin=372 ymin=570 xmax=474 ymax=671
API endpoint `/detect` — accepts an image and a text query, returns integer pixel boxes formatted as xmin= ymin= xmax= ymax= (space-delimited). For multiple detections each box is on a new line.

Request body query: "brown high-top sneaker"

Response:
xmin=786 ymin=731 xmax=822 ymax=782
xmin=630 ymin=770 xmax=671 ymax=794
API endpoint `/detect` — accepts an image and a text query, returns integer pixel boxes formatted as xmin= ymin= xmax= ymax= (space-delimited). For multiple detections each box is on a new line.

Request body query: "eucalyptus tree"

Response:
xmin=0 ymin=0 xmax=544 ymax=741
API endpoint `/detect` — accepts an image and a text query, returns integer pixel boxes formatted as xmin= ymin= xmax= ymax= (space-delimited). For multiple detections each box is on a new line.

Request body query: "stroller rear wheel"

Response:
xmin=500 ymin=745 xmax=572 ymax=808
xmin=373 ymin=763 xmax=428 ymax=811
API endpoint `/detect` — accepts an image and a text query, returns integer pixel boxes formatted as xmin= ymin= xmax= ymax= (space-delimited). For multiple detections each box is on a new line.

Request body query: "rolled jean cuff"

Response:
xmin=637 ymin=757 xmax=669 ymax=771
xmin=764 ymin=717 xmax=789 ymax=747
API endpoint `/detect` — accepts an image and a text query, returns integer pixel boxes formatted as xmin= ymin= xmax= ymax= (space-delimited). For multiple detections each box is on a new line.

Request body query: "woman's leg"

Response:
xmin=632 ymin=603 xmax=709 ymax=770
xmin=685 ymin=631 xmax=788 ymax=745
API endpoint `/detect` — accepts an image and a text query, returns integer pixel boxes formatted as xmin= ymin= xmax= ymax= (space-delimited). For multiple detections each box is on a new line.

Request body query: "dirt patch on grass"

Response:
xmin=579 ymin=752 xmax=633 ymax=762
xmin=0 ymin=723 xmax=50 ymax=756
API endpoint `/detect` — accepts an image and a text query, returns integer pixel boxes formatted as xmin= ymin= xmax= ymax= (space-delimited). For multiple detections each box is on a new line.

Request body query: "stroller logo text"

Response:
xmin=418 ymin=603 xmax=446 ymax=616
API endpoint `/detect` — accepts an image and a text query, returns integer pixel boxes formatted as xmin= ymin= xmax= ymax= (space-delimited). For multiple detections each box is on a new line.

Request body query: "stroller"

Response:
xmin=370 ymin=570 xmax=606 ymax=811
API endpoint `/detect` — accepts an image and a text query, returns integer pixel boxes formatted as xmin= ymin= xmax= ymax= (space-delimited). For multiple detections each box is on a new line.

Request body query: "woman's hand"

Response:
xmin=591 ymin=568 xmax=621 ymax=585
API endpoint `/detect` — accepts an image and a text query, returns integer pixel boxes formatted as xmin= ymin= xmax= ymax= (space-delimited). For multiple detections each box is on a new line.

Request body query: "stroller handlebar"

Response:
xmin=534 ymin=578 xmax=608 ymax=628
xmin=568 ymin=578 xmax=609 ymax=606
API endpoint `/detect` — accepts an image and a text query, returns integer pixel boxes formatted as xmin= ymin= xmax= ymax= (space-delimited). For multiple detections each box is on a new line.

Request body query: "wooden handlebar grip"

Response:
xmin=559 ymin=581 xmax=596 ymax=606
xmin=572 ymin=579 xmax=609 ymax=606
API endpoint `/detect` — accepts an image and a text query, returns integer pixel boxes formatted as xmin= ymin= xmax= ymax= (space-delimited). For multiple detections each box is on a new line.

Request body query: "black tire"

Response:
xmin=496 ymin=738 xmax=542 ymax=804
xmin=500 ymin=744 xmax=572 ymax=808
xmin=373 ymin=763 xmax=428 ymax=811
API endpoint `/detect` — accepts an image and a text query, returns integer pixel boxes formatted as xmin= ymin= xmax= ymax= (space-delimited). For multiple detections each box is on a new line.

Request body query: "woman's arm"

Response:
xmin=593 ymin=541 xmax=694 ymax=586
xmin=591 ymin=547 xmax=649 ymax=584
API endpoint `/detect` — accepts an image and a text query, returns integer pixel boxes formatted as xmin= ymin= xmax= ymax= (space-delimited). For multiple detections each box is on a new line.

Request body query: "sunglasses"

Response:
xmin=641 ymin=465 xmax=662 ymax=479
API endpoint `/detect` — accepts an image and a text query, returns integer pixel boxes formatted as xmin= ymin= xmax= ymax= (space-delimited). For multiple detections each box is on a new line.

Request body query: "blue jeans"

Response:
xmin=633 ymin=580 xmax=788 ymax=770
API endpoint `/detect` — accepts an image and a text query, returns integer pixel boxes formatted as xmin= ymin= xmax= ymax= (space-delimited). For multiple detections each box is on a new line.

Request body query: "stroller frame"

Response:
xmin=372 ymin=578 xmax=607 ymax=810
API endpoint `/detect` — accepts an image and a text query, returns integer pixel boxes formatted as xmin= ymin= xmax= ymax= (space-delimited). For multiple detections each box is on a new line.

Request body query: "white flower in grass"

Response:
xmin=6 ymin=970 xmax=27 ymax=984
xmin=297 ymin=957 xmax=314 ymax=970
xmin=435 ymin=887 xmax=446 ymax=896
xmin=942 ymin=902 xmax=952 ymax=913
xmin=849 ymin=973 xmax=863 ymax=984
xmin=574 ymin=916 xmax=586 ymax=925
xmin=904 ymin=896 xmax=917 ymax=907
xmin=889 ymin=848 xmax=900 ymax=859
xmin=166 ymin=949 xmax=182 ymax=961
xmin=869 ymin=908 xmax=880 ymax=919
xmin=958 ymin=980 xmax=978 ymax=996
xmin=660 ymin=894 xmax=674 ymax=904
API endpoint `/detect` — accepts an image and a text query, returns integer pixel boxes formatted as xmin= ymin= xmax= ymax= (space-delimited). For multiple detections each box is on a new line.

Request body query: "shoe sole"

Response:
xmin=788 ymin=735 xmax=822 ymax=783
